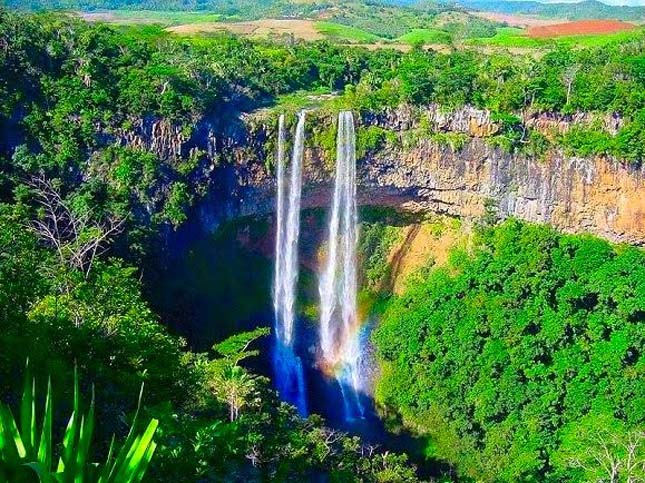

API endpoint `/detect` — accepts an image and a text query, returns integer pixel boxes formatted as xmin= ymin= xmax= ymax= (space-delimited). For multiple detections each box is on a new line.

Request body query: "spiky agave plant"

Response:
xmin=0 ymin=361 xmax=158 ymax=482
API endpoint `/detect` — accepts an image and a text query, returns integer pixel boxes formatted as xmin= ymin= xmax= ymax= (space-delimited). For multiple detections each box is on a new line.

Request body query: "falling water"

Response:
xmin=273 ymin=112 xmax=307 ymax=416
xmin=319 ymin=111 xmax=364 ymax=420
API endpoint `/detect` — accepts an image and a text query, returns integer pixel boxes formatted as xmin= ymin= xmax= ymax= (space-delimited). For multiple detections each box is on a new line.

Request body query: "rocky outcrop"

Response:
xmin=362 ymin=104 xmax=623 ymax=137
xmin=196 ymin=132 xmax=644 ymax=246
xmin=190 ymin=106 xmax=644 ymax=246
xmin=522 ymin=111 xmax=623 ymax=136
xmin=361 ymin=139 xmax=644 ymax=245
xmin=112 ymin=105 xmax=642 ymax=246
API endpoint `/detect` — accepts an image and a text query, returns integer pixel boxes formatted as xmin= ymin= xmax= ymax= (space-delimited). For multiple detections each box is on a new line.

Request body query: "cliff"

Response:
xmin=120 ymin=105 xmax=645 ymax=246
xmin=362 ymin=139 xmax=644 ymax=245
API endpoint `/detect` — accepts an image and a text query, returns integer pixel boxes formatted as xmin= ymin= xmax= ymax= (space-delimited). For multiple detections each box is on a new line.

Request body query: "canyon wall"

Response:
xmin=361 ymin=139 xmax=644 ymax=245
xmin=120 ymin=105 xmax=645 ymax=246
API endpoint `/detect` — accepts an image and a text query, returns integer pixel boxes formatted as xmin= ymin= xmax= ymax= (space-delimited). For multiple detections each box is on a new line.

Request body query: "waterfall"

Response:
xmin=272 ymin=112 xmax=307 ymax=417
xmin=319 ymin=111 xmax=364 ymax=420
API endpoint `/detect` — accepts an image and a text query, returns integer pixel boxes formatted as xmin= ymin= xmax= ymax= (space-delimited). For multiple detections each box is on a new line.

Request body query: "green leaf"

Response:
xmin=0 ymin=405 xmax=27 ymax=460
xmin=37 ymin=378 xmax=53 ymax=473
xmin=74 ymin=386 xmax=95 ymax=483
xmin=113 ymin=419 xmax=158 ymax=482
xmin=130 ymin=440 xmax=156 ymax=483
xmin=97 ymin=435 xmax=116 ymax=483
xmin=20 ymin=359 xmax=36 ymax=457
xmin=56 ymin=411 xmax=77 ymax=474
xmin=24 ymin=461 xmax=55 ymax=483
xmin=58 ymin=367 xmax=81 ymax=476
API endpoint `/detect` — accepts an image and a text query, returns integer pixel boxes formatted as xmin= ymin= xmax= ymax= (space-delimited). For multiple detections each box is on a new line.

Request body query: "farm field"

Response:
xmin=527 ymin=19 xmax=637 ymax=37
xmin=469 ymin=24 xmax=644 ymax=48
xmin=397 ymin=28 xmax=452 ymax=45
xmin=167 ymin=19 xmax=387 ymax=43
xmin=79 ymin=9 xmax=224 ymax=24
xmin=80 ymin=8 xmax=645 ymax=51
xmin=168 ymin=19 xmax=325 ymax=40
xmin=314 ymin=21 xmax=381 ymax=43
xmin=468 ymin=10 xmax=561 ymax=28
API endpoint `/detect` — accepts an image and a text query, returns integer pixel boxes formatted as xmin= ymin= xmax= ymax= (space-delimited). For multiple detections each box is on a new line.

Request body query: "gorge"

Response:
xmin=148 ymin=105 xmax=645 ymax=453
xmin=1 ymin=12 xmax=643 ymax=481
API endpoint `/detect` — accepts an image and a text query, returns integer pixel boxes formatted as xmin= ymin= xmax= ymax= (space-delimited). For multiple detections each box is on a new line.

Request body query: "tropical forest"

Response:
xmin=0 ymin=0 xmax=643 ymax=481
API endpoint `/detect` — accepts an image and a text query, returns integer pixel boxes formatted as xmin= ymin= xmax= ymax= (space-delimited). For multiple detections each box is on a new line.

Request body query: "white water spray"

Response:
xmin=273 ymin=112 xmax=307 ymax=416
xmin=319 ymin=111 xmax=364 ymax=420
xmin=273 ymin=114 xmax=287 ymax=334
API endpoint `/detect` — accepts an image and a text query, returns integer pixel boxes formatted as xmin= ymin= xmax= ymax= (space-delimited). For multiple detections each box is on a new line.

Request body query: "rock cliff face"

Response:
xmin=120 ymin=105 xmax=644 ymax=246
xmin=362 ymin=139 xmax=644 ymax=245
xmin=198 ymin=136 xmax=644 ymax=246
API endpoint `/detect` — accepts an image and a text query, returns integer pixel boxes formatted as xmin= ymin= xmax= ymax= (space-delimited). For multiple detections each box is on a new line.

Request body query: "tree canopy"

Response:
xmin=373 ymin=219 xmax=645 ymax=481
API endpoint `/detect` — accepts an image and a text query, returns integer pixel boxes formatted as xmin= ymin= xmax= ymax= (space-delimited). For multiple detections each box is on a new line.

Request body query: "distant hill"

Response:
xmin=0 ymin=0 xmax=445 ymax=18
xmin=441 ymin=0 xmax=645 ymax=20
xmin=0 ymin=0 xmax=441 ymax=15
xmin=0 ymin=0 xmax=284 ymax=14
xmin=1 ymin=0 xmax=502 ymax=40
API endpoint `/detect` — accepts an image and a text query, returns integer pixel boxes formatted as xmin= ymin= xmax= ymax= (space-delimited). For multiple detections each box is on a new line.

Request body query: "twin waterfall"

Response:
xmin=272 ymin=112 xmax=307 ymax=416
xmin=318 ymin=112 xmax=364 ymax=418
xmin=272 ymin=111 xmax=364 ymax=420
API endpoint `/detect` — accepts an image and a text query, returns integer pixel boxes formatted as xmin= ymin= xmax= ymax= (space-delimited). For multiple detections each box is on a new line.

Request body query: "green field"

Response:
xmin=468 ymin=27 xmax=544 ymax=47
xmin=269 ymin=88 xmax=335 ymax=112
xmin=83 ymin=10 xmax=226 ymax=25
xmin=554 ymin=27 xmax=645 ymax=47
xmin=315 ymin=21 xmax=382 ymax=43
xmin=469 ymin=25 xmax=645 ymax=48
xmin=397 ymin=28 xmax=452 ymax=45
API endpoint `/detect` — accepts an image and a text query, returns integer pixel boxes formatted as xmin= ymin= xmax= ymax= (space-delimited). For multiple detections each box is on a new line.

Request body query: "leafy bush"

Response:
xmin=161 ymin=182 xmax=191 ymax=227
xmin=359 ymin=220 xmax=402 ymax=291
xmin=521 ymin=129 xmax=551 ymax=160
xmin=356 ymin=125 xmax=396 ymax=158
xmin=0 ymin=362 xmax=158 ymax=483
xmin=560 ymin=125 xmax=614 ymax=157
xmin=614 ymin=110 xmax=645 ymax=166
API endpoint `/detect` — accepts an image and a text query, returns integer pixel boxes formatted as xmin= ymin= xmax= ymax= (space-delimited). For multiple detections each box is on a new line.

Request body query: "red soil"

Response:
xmin=527 ymin=19 xmax=636 ymax=38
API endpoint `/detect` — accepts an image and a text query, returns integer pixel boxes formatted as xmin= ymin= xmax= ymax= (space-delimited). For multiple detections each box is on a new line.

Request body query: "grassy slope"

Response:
xmin=397 ymin=28 xmax=452 ymax=45
xmin=315 ymin=21 xmax=382 ymax=43
xmin=468 ymin=26 xmax=544 ymax=47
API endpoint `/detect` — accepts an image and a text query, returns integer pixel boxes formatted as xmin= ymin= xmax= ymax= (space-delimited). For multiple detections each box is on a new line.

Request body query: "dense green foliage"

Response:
xmin=0 ymin=9 xmax=396 ymax=243
xmin=0 ymin=363 xmax=158 ymax=483
xmin=341 ymin=41 xmax=644 ymax=163
xmin=316 ymin=0 xmax=448 ymax=40
xmin=0 ymin=202 xmax=422 ymax=481
xmin=0 ymin=13 xmax=425 ymax=480
xmin=359 ymin=219 xmax=402 ymax=292
xmin=374 ymin=219 xmax=645 ymax=481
